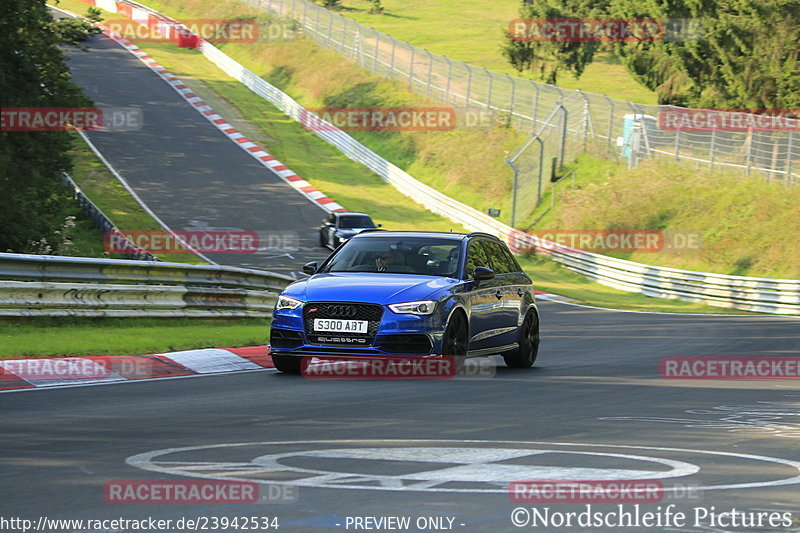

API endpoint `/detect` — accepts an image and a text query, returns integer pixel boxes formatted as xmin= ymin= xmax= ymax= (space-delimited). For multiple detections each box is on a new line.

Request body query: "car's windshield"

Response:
xmin=322 ymin=236 xmax=461 ymax=276
xmin=338 ymin=215 xmax=375 ymax=229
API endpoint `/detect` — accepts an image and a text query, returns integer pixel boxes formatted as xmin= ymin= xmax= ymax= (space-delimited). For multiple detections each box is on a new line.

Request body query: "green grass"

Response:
xmin=520 ymin=154 xmax=800 ymax=279
xmin=45 ymin=0 xmax=768 ymax=322
xmin=324 ymin=0 xmax=658 ymax=103
xmin=0 ymin=317 xmax=269 ymax=358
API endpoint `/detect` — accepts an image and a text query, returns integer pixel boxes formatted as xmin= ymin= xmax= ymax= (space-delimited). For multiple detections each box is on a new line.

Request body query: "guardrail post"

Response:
xmin=510 ymin=164 xmax=519 ymax=227
xmin=558 ymin=104 xmax=567 ymax=170
xmin=340 ymin=16 xmax=348 ymax=54
xmin=389 ymin=38 xmax=396 ymax=75
xmin=709 ymin=127 xmax=716 ymax=170
xmin=408 ymin=45 xmax=415 ymax=85
xmin=484 ymin=68 xmax=493 ymax=111
xmin=577 ymin=89 xmax=589 ymax=152
xmin=425 ymin=50 xmax=434 ymax=97
xmin=605 ymin=95 xmax=614 ymax=156
xmin=444 ymin=57 xmax=453 ymax=103
xmin=465 ymin=64 xmax=473 ymax=110
xmin=372 ymin=29 xmax=380 ymax=73
xmin=506 ymin=74 xmax=515 ymax=124
xmin=530 ymin=80 xmax=539 ymax=132
xmin=746 ymin=126 xmax=753 ymax=175
xmin=536 ymin=137 xmax=545 ymax=206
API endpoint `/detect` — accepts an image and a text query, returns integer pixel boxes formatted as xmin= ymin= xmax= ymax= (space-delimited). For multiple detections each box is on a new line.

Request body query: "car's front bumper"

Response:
xmin=270 ymin=303 xmax=444 ymax=356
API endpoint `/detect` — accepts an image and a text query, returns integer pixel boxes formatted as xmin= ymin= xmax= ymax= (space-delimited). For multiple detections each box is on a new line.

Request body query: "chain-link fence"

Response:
xmin=246 ymin=0 xmax=800 ymax=213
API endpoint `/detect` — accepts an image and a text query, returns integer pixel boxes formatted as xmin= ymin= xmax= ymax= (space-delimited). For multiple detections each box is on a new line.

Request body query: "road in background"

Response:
xmin=63 ymin=32 xmax=330 ymax=277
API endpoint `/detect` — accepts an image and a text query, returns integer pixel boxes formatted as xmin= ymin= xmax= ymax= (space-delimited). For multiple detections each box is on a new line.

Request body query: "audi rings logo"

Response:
xmin=326 ymin=305 xmax=357 ymax=318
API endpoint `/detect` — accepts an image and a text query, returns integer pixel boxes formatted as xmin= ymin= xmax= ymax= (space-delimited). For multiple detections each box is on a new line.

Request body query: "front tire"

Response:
xmin=442 ymin=311 xmax=468 ymax=372
xmin=271 ymin=353 xmax=304 ymax=374
xmin=503 ymin=311 xmax=539 ymax=368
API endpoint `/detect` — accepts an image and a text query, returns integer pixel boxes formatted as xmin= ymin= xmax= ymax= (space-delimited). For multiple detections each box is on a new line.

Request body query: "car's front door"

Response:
xmin=482 ymin=240 xmax=528 ymax=347
xmin=464 ymin=239 xmax=507 ymax=353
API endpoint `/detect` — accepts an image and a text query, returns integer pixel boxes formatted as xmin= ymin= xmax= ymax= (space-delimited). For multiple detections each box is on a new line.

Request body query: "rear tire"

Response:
xmin=442 ymin=311 xmax=468 ymax=373
xmin=271 ymin=353 xmax=304 ymax=374
xmin=319 ymin=231 xmax=326 ymax=247
xmin=503 ymin=311 xmax=539 ymax=368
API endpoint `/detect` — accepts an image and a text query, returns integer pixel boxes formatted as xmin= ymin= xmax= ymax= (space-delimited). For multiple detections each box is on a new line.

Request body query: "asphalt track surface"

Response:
xmin=63 ymin=32 xmax=330 ymax=277
xmin=14 ymin=12 xmax=797 ymax=533
xmin=3 ymin=303 xmax=800 ymax=532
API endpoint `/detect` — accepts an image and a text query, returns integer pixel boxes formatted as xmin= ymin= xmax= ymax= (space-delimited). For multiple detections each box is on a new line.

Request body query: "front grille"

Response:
xmin=303 ymin=302 xmax=384 ymax=346
xmin=377 ymin=334 xmax=433 ymax=354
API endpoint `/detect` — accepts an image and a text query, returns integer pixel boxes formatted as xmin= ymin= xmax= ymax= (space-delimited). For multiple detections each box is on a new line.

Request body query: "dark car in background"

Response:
xmin=319 ymin=211 xmax=381 ymax=250
xmin=270 ymin=231 xmax=540 ymax=374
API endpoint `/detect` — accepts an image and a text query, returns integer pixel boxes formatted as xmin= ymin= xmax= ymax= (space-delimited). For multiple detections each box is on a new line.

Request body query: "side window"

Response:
xmin=464 ymin=240 xmax=491 ymax=279
xmin=487 ymin=241 xmax=522 ymax=273
xmin=501 ymin=244 xmax=523 ymax=273
xmin=483 ymin=241 xmax=512 ymax=274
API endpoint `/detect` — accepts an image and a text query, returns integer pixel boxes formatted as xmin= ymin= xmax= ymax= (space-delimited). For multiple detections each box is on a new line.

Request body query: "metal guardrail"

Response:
xmin=61 ymin=172 xmax=157 ymax=261
xmin=66 ymin=0 xmax=800 ymax=316
xmin=0 ymin=253 xmax=292 ymax=317
xmin=197 ymin=40 xmax=800 ymax=316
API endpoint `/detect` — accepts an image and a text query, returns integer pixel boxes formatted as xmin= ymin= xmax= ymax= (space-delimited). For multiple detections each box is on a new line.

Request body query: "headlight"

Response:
xmin=275 ymin=295 xmax=303 ymax=310
xmin=389 ymin=300 xmax=436 ymax=315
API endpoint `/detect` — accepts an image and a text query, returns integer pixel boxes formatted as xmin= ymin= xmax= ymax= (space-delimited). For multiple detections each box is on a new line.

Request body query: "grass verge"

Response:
xmin=331 ymin=0 xmax=658 ymax=103
xmin=0 ymin=317 xmax=269 ymax=358
xmin=43 ymin=1 xmax=767 ymax=332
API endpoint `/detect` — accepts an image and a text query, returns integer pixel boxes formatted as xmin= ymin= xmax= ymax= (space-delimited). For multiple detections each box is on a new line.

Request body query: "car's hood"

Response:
xmin=335 ymin=227 xmax=372 ymax=236
xmin=283 ymin=272 xmax=458 ymax=304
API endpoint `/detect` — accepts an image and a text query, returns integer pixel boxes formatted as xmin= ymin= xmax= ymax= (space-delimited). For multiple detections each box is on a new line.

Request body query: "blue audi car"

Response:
xmin=269 ymin=231 xmax=539 ymax=374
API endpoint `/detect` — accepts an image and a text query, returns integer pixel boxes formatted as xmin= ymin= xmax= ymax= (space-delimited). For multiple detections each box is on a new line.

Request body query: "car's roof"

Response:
xmin=352 ymin=230 xmax=500 ymax=241
xmin=335 ymin=212 xmax=371 ymax=217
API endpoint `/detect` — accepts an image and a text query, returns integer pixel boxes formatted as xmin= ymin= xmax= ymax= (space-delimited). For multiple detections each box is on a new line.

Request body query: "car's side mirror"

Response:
xmin=377 ymin=223 xmax=383 ymax=228
xmin=473 ymin=266 xmax=495 ymax=286
xmin=302 ymin=261 xmax=319 ymax=275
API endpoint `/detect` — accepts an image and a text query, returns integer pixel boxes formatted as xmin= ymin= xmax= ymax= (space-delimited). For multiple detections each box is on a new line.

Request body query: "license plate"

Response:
xmin=313 ymin=318 xmax=368 ymax=334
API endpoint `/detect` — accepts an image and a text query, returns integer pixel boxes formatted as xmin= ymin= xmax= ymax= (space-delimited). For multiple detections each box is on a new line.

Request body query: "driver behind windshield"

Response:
xmin=375 ymin=252 xmax=394 ymax=272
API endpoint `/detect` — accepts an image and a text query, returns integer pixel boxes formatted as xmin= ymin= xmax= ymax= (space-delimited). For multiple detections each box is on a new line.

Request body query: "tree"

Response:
xmin=609 ymin=0 xmax=800 ymax=108
xmin=501 ymin=0 xmax=609 ymax=84
xmin=49 ymin=6 xmax=103 ymax=46
xmin=0 ymin=0 xmax=94 ymax=252
xmin=502 ymin=0 xmax=800 ymax=108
